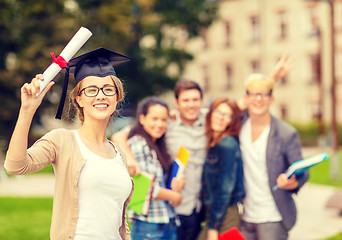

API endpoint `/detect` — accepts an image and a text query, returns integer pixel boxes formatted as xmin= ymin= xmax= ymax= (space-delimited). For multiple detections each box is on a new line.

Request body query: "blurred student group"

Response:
xmin=3 ymin=0 xmax=342 ymax=240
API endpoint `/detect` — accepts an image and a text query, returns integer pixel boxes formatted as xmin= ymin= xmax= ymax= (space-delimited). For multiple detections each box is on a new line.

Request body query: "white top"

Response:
xmin=239 ymin=119 xmax=282 ymax=223
xmin=73 ymin=130 xmax=132 ymax=240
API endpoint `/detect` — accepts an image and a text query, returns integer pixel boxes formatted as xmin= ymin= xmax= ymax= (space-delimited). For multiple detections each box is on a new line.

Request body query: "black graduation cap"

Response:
xmin=55 ymin=47 xmax=131 ymax=119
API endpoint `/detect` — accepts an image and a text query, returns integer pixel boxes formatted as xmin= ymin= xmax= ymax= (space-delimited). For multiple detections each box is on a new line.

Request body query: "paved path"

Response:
xmin=0 ymin=174 xmax=342 ymax=240
xmin=0 ymin=174 xmax=55 ymax=197
xmin=290 ymin=183 xmax=342 ymax=240
xmin=288 ymin=147 xmax=342 ymax=239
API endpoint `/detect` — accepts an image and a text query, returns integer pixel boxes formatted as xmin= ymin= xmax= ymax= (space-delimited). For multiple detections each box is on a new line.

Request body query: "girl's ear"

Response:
xmin=139 ymin=114 xmax=145 ymax=126
xmin=76 ymin=95 xmax=83 ymax=108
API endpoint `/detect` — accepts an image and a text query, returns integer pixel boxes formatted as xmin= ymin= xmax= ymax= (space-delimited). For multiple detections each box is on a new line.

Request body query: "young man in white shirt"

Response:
xmin=239 ymin=73 xmax=309 ymax=240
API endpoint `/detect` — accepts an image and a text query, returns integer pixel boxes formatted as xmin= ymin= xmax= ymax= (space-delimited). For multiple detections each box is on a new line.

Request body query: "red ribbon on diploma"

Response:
xmin=50 ymin=52 xmax=69 ymax=69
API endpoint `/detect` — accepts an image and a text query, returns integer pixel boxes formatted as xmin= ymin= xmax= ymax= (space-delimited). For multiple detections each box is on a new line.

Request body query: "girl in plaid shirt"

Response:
xmin=127 ymin=97 xmax=184 ymax=240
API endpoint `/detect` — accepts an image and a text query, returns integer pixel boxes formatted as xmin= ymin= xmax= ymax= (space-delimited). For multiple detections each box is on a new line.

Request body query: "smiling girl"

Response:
xmin=199 ymin=97 xmax=245 ymax=240
xmin=4 ymin=48 xmax=134 ymax=240
xmin=127 ymin=96 xmax=184 ymax=240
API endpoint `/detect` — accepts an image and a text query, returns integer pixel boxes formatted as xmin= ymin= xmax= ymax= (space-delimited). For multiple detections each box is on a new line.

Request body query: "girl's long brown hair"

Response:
xmin=205 ymin=97 xmax=241 ymax=149
xmin=129 ymin=96 xmax=173 ymax=174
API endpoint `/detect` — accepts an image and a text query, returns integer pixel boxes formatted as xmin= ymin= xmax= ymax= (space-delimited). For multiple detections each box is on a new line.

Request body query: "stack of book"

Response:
xmin=167 ymin=146 xmax=190 ymax=189
xmin=273 ymin=152 xmax=328 ymax=191
xmin=128 ymin=171 xmax=155 ymax=215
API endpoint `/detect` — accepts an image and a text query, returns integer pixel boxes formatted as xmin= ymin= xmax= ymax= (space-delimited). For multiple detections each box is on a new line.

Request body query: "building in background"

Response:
xmin=168 ymin=0 xmax=342 ymax=125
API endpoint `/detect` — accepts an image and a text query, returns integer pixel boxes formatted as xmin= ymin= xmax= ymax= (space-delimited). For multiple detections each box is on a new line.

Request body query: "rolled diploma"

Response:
xmin=37 ymin=26 xmax=93 ymax=95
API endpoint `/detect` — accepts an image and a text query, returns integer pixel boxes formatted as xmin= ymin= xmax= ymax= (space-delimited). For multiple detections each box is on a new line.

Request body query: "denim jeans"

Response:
xmin=131 ymin=219 xmax=177 ymax=240
xmin=176 ymin=207 xmax=205 ymax=240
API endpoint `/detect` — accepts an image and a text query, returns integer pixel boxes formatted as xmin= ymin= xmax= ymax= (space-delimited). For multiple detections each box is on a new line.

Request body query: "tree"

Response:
xmin=0 ymin=0 xmax=70 ymax=144
xmin=117 ymin=0 xmax=217 ymax=112
xmin=0 ymin=0 xmax=216 ymax=147
xmin=74 ymin=0 xmax=216 ymax=112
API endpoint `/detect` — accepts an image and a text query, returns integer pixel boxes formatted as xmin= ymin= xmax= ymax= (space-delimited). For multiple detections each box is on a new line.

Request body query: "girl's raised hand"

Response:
xmin=20 ymin=74 xmax=54 ymax=113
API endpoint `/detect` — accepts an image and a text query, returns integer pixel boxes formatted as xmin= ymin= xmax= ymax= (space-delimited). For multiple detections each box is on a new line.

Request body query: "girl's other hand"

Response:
xmin=171 ymin=175 xmax=185 ymax=192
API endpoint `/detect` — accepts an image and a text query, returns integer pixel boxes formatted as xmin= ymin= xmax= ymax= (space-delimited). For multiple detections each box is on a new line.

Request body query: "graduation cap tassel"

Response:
xmin=55 ymin=67 xmax=70 ymax=120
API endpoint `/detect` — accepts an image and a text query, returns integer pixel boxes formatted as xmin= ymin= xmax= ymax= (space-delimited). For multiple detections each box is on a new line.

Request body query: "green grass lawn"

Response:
xmin=308 ymin=150 xmax=342 ymax=187
xmin=325 ymin=233 xmax=342 ymax=240
xmin=0 ymin=197 xmax=52 ymax=240
xmin=28 ymin=165 xmax=54 ymax=175
xmin=0 ymin=151 xmax=342 ymax=240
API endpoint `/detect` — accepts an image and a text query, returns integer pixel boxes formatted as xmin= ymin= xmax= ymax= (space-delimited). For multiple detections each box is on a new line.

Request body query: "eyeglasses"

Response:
xmin=212 ymin=109 xmax=232 ymax=121
xmin=79 ymin=86 xmax=117 ymax=97
xmin=246 ymin=91 xmax=272 ymax=98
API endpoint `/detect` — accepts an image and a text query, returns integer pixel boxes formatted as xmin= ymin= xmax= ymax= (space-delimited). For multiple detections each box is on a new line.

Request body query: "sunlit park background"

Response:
xmin=1 ymin=0 xmax=342 ymax=239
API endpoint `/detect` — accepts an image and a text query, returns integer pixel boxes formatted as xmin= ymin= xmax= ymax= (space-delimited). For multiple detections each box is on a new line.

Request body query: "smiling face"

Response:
xmin=139 ymin=104 xmax=169 ymax=141
xmin=76 ymin=75 xmax=118 ymax=122
xmin=210 ymin=103 xmax=233 ymax=134
xmin=244 ymin=88 xmax=273 ymax=117
xmin=175 ymin=89 xmax=202 ymax=125
xmin=244 ymin=73 xmax=274 ymax=118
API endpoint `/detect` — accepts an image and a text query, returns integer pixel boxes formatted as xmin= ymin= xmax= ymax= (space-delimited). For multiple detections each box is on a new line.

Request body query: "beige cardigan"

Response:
xmin=5 ymin=128 xmax=133 ymax=240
